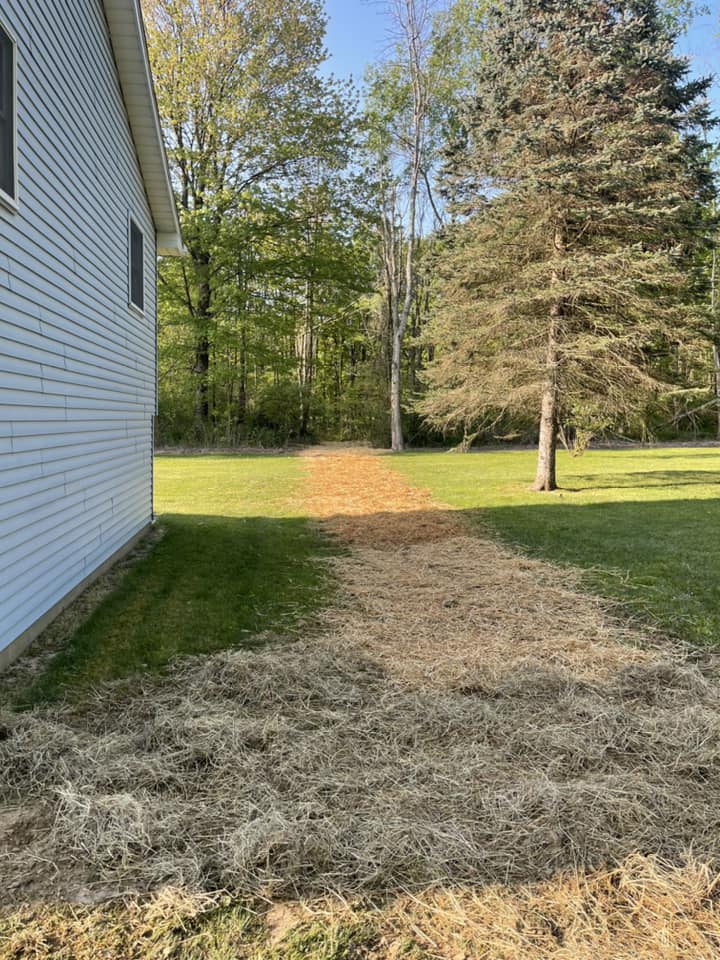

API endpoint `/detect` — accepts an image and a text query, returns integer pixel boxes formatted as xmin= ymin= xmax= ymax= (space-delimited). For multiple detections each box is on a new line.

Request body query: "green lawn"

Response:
xmin=389 ymin=446 xmax=720 ymax=646
xmin=16 ymin=445 xmax=720 ymax=704
xmin=18 ymin=456 xmax=332 ymax=705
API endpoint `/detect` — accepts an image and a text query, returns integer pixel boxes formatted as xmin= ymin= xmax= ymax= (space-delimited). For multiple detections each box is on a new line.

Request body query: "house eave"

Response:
xmin=102 ymin=0 xmax=184 ymax=257
xmin=157 ymin=232 xmax=187 ymax=257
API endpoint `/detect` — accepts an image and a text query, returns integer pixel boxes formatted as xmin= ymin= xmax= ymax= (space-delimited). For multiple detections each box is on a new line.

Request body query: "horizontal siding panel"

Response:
xmin=0 ymin=483 xmax=149 ymax=608
xmin=0 ymin=403 xmax=69 ymax=421
xmin=0 ymin=322 xmax=155 ymax=387
xmin=0 ymin=470 xmax=148 ymax=566
xmin=0 ymin=401 xmax=151 ymax=422
xmin=4 ymin=560 xmax=94 ymax=643
xmin=10 ymin=424 xmax=148 ymax=456
xmin=39 ymin=377 xmax=147 ymax=405
xmin=6 ymin=253 xmax=155 ymax=358
xmin=3 ymin=187 xmax=157 ymax=325
xmin=62 ymin=449 xmax=152 ymax=497
xmin=0 ymin=353 xmax=44 ymax=378
xmin=10 ymin=418 xmax=147 ymax=439
xmin=0 ymin=463 xmax=46 ymax=494
xmin=0 ymin=370 xmax=45 ymax=394
xmin=1 ymin=435 xmax=150 ymax=492
xmin=40 ymin=365 xmax=154 ymax=396
xmin=3 ymin=513 xmax=147 ymax=640
xmin=1 ymin=449 xmax=148 ymax=522
xmin=0 ymin=0 xmax=158 ymax=656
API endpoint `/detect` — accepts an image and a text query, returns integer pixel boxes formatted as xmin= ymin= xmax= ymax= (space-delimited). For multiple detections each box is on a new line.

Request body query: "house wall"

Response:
xmin=0 ymin=0 xmax=157 ymax=660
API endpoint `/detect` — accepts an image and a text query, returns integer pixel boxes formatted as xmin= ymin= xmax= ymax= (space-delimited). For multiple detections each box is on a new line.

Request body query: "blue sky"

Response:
xmin=322 ymin=0 xmax=389 ymax=82
xmin=323 ymin=0 xmax=720 ymax=125
xmin=677 ymin=6 xmax=720 ymax=127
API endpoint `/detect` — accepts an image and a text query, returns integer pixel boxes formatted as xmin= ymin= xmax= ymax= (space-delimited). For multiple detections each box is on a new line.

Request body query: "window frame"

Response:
xmin=0 ymin=14 xmax=18 ymax=212
xmin=128 ymin=216 xmax=145 ymax=316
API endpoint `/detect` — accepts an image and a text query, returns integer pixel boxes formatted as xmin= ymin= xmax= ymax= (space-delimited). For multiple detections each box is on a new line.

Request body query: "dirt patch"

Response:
xmin=2 ymin=450 xmax=720 ymax=957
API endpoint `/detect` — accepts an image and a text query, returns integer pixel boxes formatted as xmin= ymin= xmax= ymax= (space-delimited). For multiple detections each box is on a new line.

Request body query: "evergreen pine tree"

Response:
xmin=421 ymin=0 xmax=716 ymax=489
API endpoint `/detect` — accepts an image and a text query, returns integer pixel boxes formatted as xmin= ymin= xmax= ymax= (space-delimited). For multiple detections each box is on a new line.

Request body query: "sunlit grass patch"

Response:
xmin=10 ymin=456 xmax=334 ymax=706
xmin=390 ymin=446 xmax=720 ymax=645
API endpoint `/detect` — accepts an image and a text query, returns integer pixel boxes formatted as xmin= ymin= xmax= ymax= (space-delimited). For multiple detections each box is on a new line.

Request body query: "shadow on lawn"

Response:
xmin=13 ymin=513 xmax=336 ymax=707
xmin=567 ymin=469 xmax=720 ymax=491
xmin=12 ymin=475 xmax=720 ymax=706
xmin=476 ymin=495 xmax=720 ymax=645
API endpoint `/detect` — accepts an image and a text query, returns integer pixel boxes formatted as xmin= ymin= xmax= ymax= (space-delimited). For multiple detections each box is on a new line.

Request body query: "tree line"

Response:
xmin=144 ymin=0 xmax=718 ymax=489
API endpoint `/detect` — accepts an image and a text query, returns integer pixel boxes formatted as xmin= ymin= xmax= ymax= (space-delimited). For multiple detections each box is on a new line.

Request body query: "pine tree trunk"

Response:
xmin=713 ymin=344 xmax=720 ymax=441
xmin=532 ymin=320 xmax=558 ymax=492
xmin=712 ymin=247 xmax=720 ymax=440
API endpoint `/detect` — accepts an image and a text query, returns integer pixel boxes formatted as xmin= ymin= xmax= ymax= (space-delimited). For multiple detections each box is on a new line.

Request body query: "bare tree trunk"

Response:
xmin=193 ymin=332 xmax=210 ymax=423
xmin=192 ymin=252 xmax=211 ymax=428
xmin=297 ymin=280 xmax=314 ymax=438
xmin=386 ymin=0 xmax=428 ymax=452
xmin=237 ymin=333 xmax=247 ymax=425
xmin=390 ymin=334 xmax=404 ymax=449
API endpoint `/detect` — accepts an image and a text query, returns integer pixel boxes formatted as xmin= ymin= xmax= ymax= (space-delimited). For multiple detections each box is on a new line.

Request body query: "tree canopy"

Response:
xmin=146 ymin=0 xmax=720 ymax=484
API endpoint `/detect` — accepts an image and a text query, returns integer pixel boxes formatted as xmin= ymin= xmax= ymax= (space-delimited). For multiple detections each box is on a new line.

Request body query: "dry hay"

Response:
xmin=3 ymin=857 xmax=720 ymax=959
xmin=300 ymin=448 xmax=461 ymax=546
xmin=322 ymin=536 xmax=656 ymax=687
xmin=2 ymin=449 xmax=720 ymax=957
xmin=378 ymin=855 xmax=720 ymax=958
xmin=2 ymin=619 xmax=720 ymax=902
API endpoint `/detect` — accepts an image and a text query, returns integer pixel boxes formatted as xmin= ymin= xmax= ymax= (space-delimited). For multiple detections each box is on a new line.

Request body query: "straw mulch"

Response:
xmin=2 ymin=449 xmax=720 ymax=957
xmin=3 ymin=856 xmax=720 ymax=959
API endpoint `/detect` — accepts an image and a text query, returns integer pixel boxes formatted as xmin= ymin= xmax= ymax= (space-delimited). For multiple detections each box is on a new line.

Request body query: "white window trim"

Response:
xmin=0 ymin=13 xmax=18 ymax=213
xmin=128 ymin=215 xmax=145 ymax=316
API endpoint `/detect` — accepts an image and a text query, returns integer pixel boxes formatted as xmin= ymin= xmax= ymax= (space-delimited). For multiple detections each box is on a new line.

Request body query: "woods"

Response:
xmin=144 ymin=0 xmax=719 ymax=487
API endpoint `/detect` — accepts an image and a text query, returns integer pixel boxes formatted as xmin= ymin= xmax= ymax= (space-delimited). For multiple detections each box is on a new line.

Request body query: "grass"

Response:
xmin=16 ymin=455 xmax=332 ymax=705
xmin=5 ymin=446 xmax=720 ymax=957
xmin=0 ymin=898 xmax=394 ymax=960
xmin=389 ymin=445 xmax=720 ymax=645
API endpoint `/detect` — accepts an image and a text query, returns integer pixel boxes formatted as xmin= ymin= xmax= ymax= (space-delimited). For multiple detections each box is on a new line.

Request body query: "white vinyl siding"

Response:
xmin=0 ymin=0 xmax=157 ymax=655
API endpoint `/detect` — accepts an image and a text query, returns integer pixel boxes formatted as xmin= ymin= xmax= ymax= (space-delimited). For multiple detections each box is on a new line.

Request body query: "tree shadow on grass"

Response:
xmin=566 ymin=469 xmax=720 ymax=491
xmin=477 ymin=496 xmax=720 ymax=645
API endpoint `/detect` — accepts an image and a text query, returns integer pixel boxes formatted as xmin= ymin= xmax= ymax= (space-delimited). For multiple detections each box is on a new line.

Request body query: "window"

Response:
xmin=129 ymin=218 xmax=144 ymax=312
xmin=0 ymin=18 xmax=16 ymax=206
